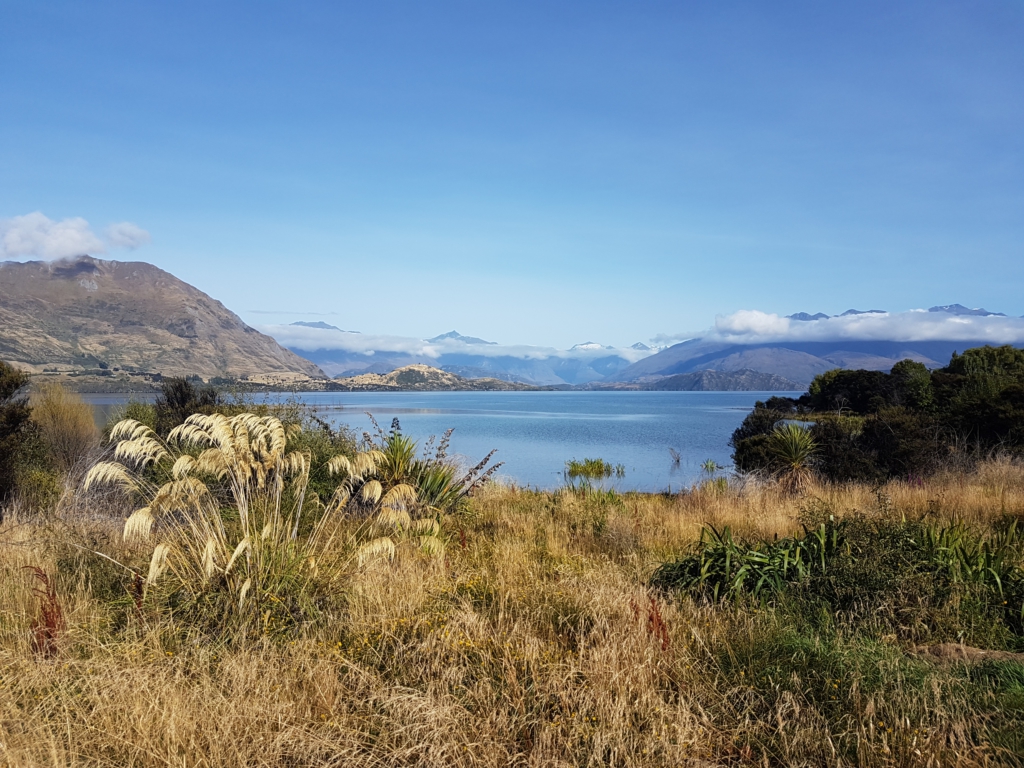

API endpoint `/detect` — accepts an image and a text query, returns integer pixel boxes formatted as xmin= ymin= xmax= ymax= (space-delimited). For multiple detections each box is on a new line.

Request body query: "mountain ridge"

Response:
xmin=0 ymin=256 xmax=324 ymax=380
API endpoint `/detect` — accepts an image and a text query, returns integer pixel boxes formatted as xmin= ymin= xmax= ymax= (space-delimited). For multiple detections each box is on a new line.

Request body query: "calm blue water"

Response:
xmin=84 ymin=391 xmax=791 ymax=491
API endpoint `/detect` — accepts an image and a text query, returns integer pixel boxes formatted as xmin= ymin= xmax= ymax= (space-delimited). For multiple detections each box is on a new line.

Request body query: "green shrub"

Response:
xmin=0 ymin=362 xmax=32 ymax=502
xmin=153 ymin=377 xmax=220 ymax=435
xmin=359 ymin=418 xmax=502 ymax=515
xmin=14 ymin=467 xmax=62 ymax=512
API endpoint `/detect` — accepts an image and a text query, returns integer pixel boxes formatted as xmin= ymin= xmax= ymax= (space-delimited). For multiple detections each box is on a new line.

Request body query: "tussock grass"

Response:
xmin=2 ymin=460 xmax=1024 ymax=765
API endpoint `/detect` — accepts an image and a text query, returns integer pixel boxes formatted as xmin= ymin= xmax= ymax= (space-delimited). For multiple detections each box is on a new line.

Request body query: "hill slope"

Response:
xmin=645 ymin=369 xmax=801 ymax=391
xmin=588 ymin=368 xmax=800 ymax=391
xmin=332 ymin=365 xmax=536 ymax=391
xmin=0 ymin=257 xmax=323 ymax=379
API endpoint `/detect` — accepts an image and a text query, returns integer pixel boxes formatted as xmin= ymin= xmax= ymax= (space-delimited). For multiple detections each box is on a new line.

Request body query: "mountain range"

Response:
xmin=3 ymin=256 xmax=1022 ymax=392
xmin=276 ymin=307 xmax=1024 ymax=388
xmin=278 ymin=326 xmax=650 ymax=385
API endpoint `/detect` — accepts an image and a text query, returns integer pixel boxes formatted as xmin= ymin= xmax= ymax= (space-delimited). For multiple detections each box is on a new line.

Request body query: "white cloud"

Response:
xmin=705 ymin=310 xmax=1024 ymax=345
xmin=261 ymin=324 xmax=654 ymax=362
xmin=0 ymin=212 xmax=152 ymax=261
xmin=650 ymin=333 xmax=695 ymax=346
xmin=105 ymin=221 xmax=151 ymax=249
xmin=0 ymin=212 xmax=105 ymax=260
xmin=714 ymin=310 xmax=792 ymax=338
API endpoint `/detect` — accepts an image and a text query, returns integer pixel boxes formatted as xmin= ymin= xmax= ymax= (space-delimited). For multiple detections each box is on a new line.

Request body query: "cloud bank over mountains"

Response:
xmin=266 ymin=304 xmax=1024 ymax=375
xmin=265 ymin=307 xmax=1024 ymax=388
xmin=0 ymin=212 xmax=151 ymax=261
xmin=707 ymin=309 xmax=1024 ymax=345
xmin=264 ymin=323 xmax=652 ymax=363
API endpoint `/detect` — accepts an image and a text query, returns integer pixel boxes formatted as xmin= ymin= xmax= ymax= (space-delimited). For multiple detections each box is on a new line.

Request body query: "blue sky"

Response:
xmin=1 ymin=1 xmax=1022 ymax=348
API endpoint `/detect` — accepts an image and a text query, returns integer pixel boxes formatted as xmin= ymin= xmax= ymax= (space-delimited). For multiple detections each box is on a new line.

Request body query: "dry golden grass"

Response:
xmin=2 ymin=460 xmax=1024 ymax=766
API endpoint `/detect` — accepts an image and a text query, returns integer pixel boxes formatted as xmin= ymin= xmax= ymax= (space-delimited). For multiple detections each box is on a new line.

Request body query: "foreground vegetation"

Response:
xmin=3 ymin=363 xmax=1024 ymax=765
xmin=3 ymin=459 xmax=1024 ymax=764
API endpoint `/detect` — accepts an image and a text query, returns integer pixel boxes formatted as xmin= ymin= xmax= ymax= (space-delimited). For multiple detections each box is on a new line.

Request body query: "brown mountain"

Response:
xmin=0 ymin=256 xmax=323 ymax=380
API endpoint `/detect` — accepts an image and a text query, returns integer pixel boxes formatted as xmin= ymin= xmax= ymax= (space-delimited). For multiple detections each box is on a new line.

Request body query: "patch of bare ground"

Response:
xmin=913 ymin=644 xmax=1024 ymax=664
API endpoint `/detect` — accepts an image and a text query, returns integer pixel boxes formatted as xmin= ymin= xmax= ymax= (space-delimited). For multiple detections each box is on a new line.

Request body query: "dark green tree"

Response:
xmin=933 ymin=346 xmax=1024 ymax=449
xmin=0 ymin=362 xmax=32 ymax=501
xmin=859 ymin=406 xmax=940 ymax=477
xmin=809 ymin=415 xmax=877 ymax=482
xmin=154 ymin=377 xmax=220 ymax=435
xmin=890 ymin=359 xmax=933 ymax=410
xmin=801 ymin=368 xmax=890 ymax=415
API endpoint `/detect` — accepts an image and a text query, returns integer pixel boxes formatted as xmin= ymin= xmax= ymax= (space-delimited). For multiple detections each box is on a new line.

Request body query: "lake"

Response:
xmin=84 ymin=390 xmax=789 ymax=491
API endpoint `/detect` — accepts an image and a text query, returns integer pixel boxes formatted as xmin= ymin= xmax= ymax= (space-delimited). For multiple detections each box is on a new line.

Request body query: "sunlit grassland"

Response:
xmin=2 ymin=461 xmax=1024 ymax=766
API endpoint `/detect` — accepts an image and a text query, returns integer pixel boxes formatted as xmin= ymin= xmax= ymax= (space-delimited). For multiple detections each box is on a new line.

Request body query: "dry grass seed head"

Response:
xmin=83 ymin=461 xmax=139 ymax=494
xmin=361 ymin=480 xmax=383 ymax=505
xmin=146 ymin=543 xmax=170 ymax=585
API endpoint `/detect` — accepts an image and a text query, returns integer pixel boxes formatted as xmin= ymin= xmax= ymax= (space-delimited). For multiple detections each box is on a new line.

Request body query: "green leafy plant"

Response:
xmin=358 ymin=417 xmax=502 ymax=516
xmin=767 ymin=423 xmax=817 ymax=492
xmin=651 ymin=520 xmax=844 ymax=600
xmin=700 ymin=459 xmax=723 ymax=476
xmin=653 ymin=514 xmax=1024 ymax=633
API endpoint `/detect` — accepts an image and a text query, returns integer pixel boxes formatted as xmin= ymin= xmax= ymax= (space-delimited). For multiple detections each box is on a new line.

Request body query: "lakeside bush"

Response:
xmin=81 ymin=410 xmax=500 ymax=638
xmin=732 ymin=345 xmax=1024 ymax=483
